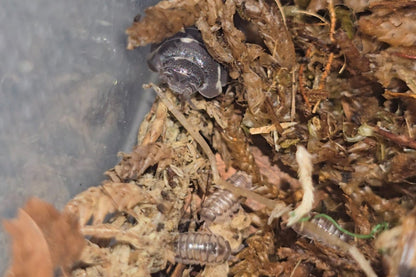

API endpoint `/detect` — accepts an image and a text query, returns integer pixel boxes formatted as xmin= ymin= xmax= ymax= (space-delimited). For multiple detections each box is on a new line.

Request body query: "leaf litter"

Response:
xmin=4 ymin=0 xmax=416 ymax=276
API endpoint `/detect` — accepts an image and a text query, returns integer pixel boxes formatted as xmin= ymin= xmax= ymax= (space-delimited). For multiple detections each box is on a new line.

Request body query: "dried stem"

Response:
xmin=373 ymin=125 xmax=416 ymax=149
xmin=299 ymin=48 xmax=312 ymax=111
xmin=328 ymin=0 xmax=336 ymax=43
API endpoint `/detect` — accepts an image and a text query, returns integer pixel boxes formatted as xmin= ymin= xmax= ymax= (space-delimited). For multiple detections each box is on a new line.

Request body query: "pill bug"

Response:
xmin=294 ymin=214 xmax=353 ymax=245
xmin=311 ymin=216 xmax=353 ymax=243
xmin=200 ymin=171 xmax=252 ymax=223
xmin=175 ymin=232 xmax=231 ymax=265
xmin=147 ymin=27 xmax=228 ymax=98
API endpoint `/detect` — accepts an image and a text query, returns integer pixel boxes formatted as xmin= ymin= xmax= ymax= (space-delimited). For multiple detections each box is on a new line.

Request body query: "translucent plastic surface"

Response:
xmin=0 ymin=0 xmax=158 ymax=272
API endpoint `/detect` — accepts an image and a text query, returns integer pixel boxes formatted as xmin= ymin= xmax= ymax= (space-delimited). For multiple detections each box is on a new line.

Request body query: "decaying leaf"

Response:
xmin=125 ymin=0 xmax=200 ymax=49
xmin=358 ymin=6 xmax=416 ymax=47
xmin=114 ymin=142 xmax=172 ymax=179
xmin=3 ymin=198 xmax=85 ymax=277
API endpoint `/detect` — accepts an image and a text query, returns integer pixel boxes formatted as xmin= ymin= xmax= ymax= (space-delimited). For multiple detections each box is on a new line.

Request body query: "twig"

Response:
xmin=291 ymin=67 xmax=297 ymax=120
xmin=291 ymin=9 xmax=330 ymax=25
xmin=298 ymin=48 xmax=312 ymax=111
xmin=328 ymin=0 xmax=336 ymax=43
xmin=391 ymin=51 xmax=416 ymax=60
xmin=383 ymin=90 xmax=416 ymax=100
xmin=373 ymin=125 xmax=416 ymax=149
xmin=313 ymin=52 xmax=334 ymax=113
xmin=274 ymin=0 xmax=287 ymax=28
xmin=289 ymin=259 xmax=303 ymax=277
xmin=318 ymin=52 xmax=334 ymax=90
xmin=171 ymin=264 xmax=186 ymax=277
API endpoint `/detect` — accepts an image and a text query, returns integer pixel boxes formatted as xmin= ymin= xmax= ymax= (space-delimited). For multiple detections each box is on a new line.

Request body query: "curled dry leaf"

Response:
xmin=115 ymin=142 xmax=172 ymax=180
xmin=358 ymin=7 xmax=416 ymax=47
xmin=65 ymin=182 xmax=156 ymax=226
xmin=3 ymin=198 xmax=85 ymax=277
xmin=234 ymin=0 xmax=296 ymax=69
xmin=125 ymin=0 xmax=200 ymax=49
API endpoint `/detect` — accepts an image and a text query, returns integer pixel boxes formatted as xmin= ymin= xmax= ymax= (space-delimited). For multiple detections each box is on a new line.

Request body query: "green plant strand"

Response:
xmin=313 ymin=213 xmax=388 ymax=239
xmin=299 ymin=213 xmax=389 ymax=239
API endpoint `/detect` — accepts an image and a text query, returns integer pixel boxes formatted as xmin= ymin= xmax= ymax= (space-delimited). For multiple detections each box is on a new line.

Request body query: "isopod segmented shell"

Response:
xmin=147 ymin=27 xmax=228 ymax=98
xmin=293 ymin=214 xmax=353 ymax=246
xmin=200 ymin=171 xmax=252 ymax=223
xmin=311 ymin=216 xmax=352 ymax=243
xmin=175 ymin=232 xmax=231 ymax=265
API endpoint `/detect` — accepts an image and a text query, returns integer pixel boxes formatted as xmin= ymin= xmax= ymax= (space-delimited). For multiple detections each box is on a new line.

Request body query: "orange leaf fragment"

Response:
xmin=3 ymin=197 xmax=86 ymax=277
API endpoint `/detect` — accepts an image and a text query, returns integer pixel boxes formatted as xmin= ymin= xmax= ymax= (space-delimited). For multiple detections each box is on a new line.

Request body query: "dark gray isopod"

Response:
xmin=175 ymin=232 xmax=231 ymax=265
xmin=147 ymin=27 xmax=228 ymax=98
xmin=200 ymin=171 xmax=252 ymax=223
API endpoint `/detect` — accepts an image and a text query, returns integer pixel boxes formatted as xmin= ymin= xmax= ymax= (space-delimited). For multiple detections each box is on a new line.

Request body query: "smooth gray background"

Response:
xmin=0 ymin=0 xmax=158 ymax=273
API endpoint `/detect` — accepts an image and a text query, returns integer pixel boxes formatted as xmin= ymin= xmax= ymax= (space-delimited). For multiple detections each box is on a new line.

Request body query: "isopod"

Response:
xmin=294 ymin=214 xmax=353 ymax=245
xmin=147 ymin=27 xmax=228 ymax=98
xmin=175 ymin=232 xmax=231 ymax=265
xmin=200 ymin=171 xmax=252 ymax=223
xmin=311 ymin=216 xmax=353 ymax=243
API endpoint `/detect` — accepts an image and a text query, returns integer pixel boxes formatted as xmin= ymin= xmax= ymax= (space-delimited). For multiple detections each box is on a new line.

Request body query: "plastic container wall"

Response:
xmin=0 ymin=0 xmax=158 ymax=273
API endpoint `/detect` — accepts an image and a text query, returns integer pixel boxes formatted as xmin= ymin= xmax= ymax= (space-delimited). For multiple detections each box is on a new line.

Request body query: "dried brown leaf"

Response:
xmin=3 ymin=209 xmax=53 ymax=277
xmin=3 ymin=198 xmax=85 ymax=276
xmin=358 ymin=8 xmax=416 ymax=47
xmin=386 ymin=152 xmax=416 ymax=183
xmin=231 ymin=232 xmax=284 ymax=276
xmin=125 ymin=0 xmax=200 ymax=49
xmin=252 ymin=146 xmax=301 ymax=189
xmin=335 ymin=30 xmax=370 ymax=73
xmin=115 ymin=142 xmax=172 ymax=179
xmin=65 ymin=182 xmax=155 ymax=226
xmin=140 ymin=101 xmax=168 ymax=145
xmin=235 ymin=0 xmax=296 ymax=69
xmin=81 ymin=224 xmax=147 ymax=249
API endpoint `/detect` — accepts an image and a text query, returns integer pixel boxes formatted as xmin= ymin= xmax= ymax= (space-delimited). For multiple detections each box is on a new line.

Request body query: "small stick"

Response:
xmin=313 ymin=52 xmax=334 ymax=113
xmin=373 ymin=125 xmax=416 ymax=149
xmin=328 ymin=0 xmax=336 ymax=43
xmin=291 ymin=9 xmax=330 ymax=25
xmin=318 ymin=52 xmax=334 ymax=90
xmin=274 ymin=0 xmax=287 ymax=28
xmin=298 ymin=48 xmax=312 ymax=110
xmin=384 ymin=90 xmax=416 ymax=100
xmin=291 ymin=68 xmax=297 ymax=120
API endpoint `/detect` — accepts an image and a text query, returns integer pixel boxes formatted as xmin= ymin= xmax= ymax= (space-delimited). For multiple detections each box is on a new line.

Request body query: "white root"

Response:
xmin=287 ymin=145 xmax=314 ymax=226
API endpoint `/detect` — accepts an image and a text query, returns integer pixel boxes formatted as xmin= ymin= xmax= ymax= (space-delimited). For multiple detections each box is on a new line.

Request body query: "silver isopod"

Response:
xmin=200 ymin=171 xmax=252 ymax=223
xmin=175 ymin=232 xmax=231 ymax=265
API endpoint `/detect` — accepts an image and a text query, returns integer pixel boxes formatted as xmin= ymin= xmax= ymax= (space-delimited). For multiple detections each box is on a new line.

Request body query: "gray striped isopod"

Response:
xmin=200 ymin=171 xmax=252 ymax=223
xmin=147 ymin=27 xmax=228 ymax=98
xmin=175 ymin=232 xmax=231 ymax=265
